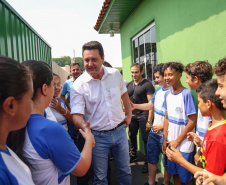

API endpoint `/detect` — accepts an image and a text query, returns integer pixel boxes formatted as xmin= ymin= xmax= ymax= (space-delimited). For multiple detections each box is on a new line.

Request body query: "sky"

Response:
xmin=6 ymin=0 xmax=122 ymax=67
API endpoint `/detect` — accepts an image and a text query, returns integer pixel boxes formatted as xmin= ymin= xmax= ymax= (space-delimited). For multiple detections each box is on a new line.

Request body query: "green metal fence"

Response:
xmin=0 ymin=0 xmax=52 ymax=66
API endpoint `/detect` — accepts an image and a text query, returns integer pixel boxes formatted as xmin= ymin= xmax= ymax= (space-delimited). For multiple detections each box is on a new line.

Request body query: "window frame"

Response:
xmin=132 ymin=22 xmax=157 ymax=82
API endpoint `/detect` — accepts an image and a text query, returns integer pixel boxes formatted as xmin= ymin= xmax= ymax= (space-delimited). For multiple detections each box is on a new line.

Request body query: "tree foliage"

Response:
xmin=52 ymin=56 xmax=84 ymax=69
xmin=73 ymin=57 xmax=84 ymax=70
xmin=52 ymin=56 xmax=71 ymax=67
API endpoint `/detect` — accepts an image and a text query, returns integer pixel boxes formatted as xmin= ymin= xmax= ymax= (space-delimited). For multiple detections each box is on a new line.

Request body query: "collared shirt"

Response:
xmin=70 ymin=66 xmax=127 ymax=131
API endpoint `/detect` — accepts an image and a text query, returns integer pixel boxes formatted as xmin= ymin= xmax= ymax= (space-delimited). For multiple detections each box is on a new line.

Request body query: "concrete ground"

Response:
xmin=105 ymin=151 xmax=168 ymax=185
xmin=71 ymin=151 xmax=172 ymax=185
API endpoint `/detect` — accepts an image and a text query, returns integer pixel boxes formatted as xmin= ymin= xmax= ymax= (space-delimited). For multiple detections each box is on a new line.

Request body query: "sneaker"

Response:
xmin=142 ymin=162 xmax=148 ymax=173
xmin=130 ymin=156 xmax=137 ymax=163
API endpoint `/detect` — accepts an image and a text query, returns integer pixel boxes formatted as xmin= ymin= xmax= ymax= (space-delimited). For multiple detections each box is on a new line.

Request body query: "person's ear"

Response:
xmin=178 ymin=72 xmax=182 ymax=78
xmin=101 ymin=55 xmax=105 ymax=64
xmin=3 ymin=97 xmax=17 ymax=116
xmin=206 ymin=100 xmax=212 ymax=109
xmin=41 ymin=84 xmax=48 ymax=96
xmin=193 ymin=76 xmax=201 ymax=84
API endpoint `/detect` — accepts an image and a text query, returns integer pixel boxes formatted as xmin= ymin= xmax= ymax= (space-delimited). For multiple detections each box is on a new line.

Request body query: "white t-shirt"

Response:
xmin=46 ymin=97 xmax=68 ymax=131
xmin=150 ymin=86 xmax=172 ymax=136
xmin=0 ymin=147 xmax=34 ymax=185
xmin=23 ymin=114 xmax=81 ymax=185
xmin=163 ymin=88 xmax=196 ymax=153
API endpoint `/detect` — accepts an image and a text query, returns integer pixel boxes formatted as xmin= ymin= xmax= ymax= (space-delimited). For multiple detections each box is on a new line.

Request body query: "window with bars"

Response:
xmin=132 ymin=22 xmax=157 ymax=84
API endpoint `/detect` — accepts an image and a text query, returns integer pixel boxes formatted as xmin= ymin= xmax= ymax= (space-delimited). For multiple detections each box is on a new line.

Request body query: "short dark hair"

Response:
xmin=154 ymin=63 xmax=164 ymax=76
xmin=131 ymin=63 xmax=143 ymax=72
xmin=163 ymin=62 xmax=184 ymax=73
xmin=82 ymin=41 xmax=104 ymax=58
xmin=184 ymin=61 xmax=213 ymax=83
xmin=214 ymin=58 xmax=226 ymax=76
xmin=67 ymin=74 xmax=72 ymax=79
xmin=0 ymin=55 xmax=31 ymax=113
xmin=23 ymin=60 xmax=53 ymax=101
xmin=196 ymin=79 xmax=224 ymax=110
xmin=70 ymin=62 xmax=80 ymax=69
xmin=53 ymin=73 xmax=60 ymax=80
xmin=103 ymin=61 xmax=112 ymax=68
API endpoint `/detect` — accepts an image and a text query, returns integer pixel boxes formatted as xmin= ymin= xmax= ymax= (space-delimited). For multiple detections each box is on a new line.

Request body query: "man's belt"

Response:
xmin=93 ymin=121 xmax=126 ymax=132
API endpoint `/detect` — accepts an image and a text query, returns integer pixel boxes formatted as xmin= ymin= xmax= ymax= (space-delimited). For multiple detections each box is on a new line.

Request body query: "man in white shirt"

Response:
xmin=70 ymin=41 xmax=132 ymax=185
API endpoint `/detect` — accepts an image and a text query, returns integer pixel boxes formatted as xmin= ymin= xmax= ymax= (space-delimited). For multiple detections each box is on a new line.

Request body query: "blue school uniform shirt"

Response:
xmin=48 ymin=97 xmax=68 ymax=131
xmin=196 ymin=109 xmax=212 ymax=151
xmin=0 ymin=147 xmax=34 ymax=185
xmin=150 ymin=86 xmax=172 ymax=136
xmin=23 ymin=114 xmax=81 ymax=185
xmin=61 ymin=78 xmax=74 ymax=103
xmin=163 ymin=88 xmax=196 ymax=153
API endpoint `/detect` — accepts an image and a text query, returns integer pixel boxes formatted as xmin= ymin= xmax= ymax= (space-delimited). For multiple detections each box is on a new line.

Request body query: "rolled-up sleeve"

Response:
xmin=70 ymin=82 xmax=85 ymax=115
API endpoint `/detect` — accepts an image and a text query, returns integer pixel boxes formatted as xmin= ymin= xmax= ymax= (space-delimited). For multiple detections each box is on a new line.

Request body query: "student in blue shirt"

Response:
xmin=9 ymin=60 xmax=94 ymax=185
xmin=0 ymin=55 xmax=34 ymax=184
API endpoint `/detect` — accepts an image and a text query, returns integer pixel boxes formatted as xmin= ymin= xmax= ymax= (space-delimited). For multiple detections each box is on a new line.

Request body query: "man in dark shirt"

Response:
xmin=127 ymin=63 xmax=155 ymax=173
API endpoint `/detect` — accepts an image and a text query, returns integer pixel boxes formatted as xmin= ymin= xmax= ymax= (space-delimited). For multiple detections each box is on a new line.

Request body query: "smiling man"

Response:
xmin=61 ymin=62 xmax=82 ymax=109
xmin=127 ymin=63 xmax=155 ymax=173
xmin=70 ymin=41 xmax=132 ymax=185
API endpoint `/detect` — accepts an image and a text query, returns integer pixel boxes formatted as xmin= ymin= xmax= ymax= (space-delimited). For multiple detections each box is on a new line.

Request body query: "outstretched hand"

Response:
xmin=187 ymin=132 xmax=202 ymax=147
xmin=79 ymin=121 xmax=95 ymax=148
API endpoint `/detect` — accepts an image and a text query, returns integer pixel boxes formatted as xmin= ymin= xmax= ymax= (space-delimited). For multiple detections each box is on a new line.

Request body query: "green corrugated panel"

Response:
xmin=0 ymin=0 xmax=52 ymax=66
xmin=0 ymin=3 xmax=6 ymax=55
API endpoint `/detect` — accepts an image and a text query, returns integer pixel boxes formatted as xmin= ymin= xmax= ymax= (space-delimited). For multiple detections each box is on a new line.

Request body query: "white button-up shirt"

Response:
xmin=70 ymin=66 xmax=127 ymax=131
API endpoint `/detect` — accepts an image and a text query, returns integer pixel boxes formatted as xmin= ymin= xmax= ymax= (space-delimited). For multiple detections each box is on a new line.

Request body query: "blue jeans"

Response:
xmin=91 ymin=124 xmax=132 ymax=185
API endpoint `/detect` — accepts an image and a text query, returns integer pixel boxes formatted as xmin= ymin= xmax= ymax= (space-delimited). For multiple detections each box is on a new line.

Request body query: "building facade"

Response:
xmin=94 ymin=0 xmax=226 ymax=172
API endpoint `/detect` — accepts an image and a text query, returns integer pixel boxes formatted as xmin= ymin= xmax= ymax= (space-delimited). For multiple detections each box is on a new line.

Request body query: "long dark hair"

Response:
xmin=0 ymin=55 xmax=31 ymax=114
xmin=8 ymin=60 xmax=53 ymax=167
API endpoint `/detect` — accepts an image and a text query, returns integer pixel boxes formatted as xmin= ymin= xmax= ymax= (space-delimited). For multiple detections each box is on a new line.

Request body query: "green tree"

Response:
xmin=73 ymin=57 xmax=84 ymax=70
xmin=52 ymin=56 xmax=71 ymax=67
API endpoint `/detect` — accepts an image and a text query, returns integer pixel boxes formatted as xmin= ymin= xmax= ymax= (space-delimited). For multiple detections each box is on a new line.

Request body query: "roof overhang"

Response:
xmin=94 ymin=0 xmax=143 ymax=34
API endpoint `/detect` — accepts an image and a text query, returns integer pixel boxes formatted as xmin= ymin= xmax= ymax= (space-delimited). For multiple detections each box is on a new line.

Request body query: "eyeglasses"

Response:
xmin=53 ymin=84 xmax=62 ymax=88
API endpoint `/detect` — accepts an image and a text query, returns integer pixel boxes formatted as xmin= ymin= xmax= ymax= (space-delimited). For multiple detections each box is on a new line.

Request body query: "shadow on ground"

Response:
xmin=86 ymin=151 xmax=172 ymax=185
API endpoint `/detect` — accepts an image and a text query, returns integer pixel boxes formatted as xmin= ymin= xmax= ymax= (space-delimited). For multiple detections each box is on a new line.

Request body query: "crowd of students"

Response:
xmin=0 ymin=52 xmax=225 ymax=185
xmin=132 ymin=59 xmax=226 ymax=185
